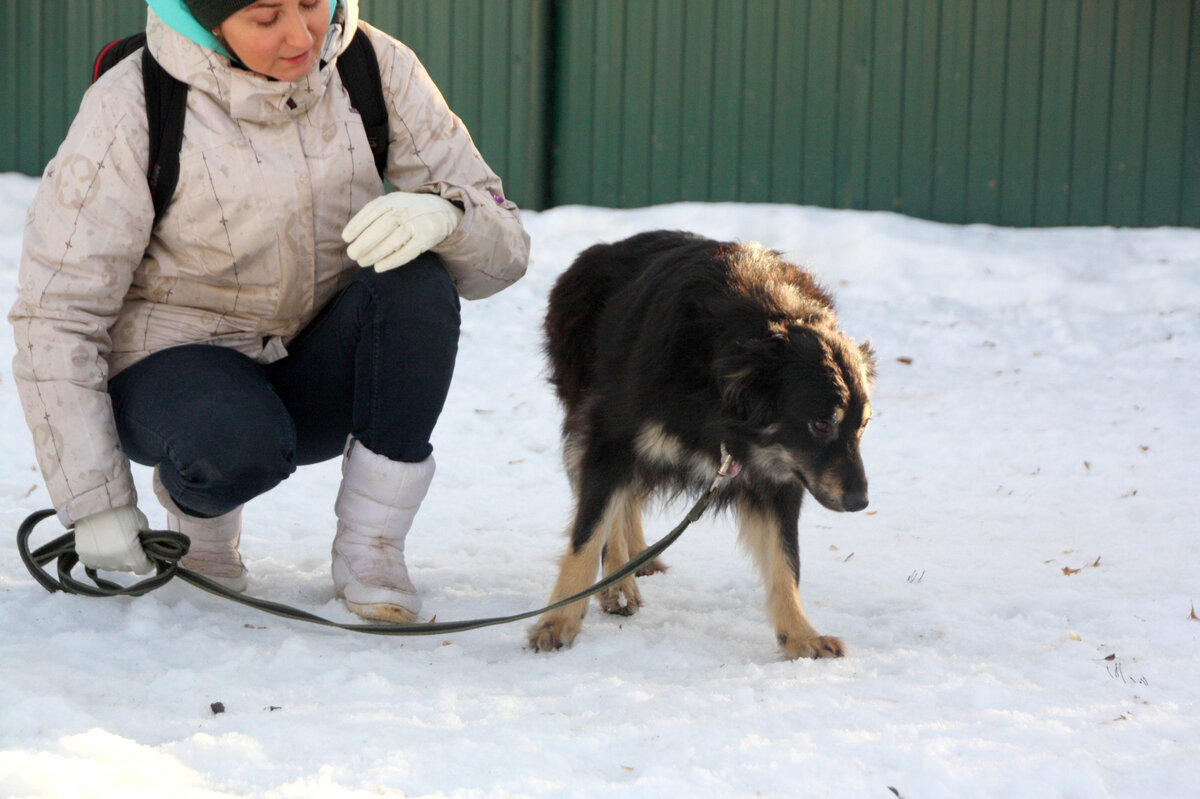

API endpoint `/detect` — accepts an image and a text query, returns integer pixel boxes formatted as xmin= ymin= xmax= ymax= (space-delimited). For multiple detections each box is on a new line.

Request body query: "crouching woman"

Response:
xmin=8 ymin=0 xmax=529 ymax=622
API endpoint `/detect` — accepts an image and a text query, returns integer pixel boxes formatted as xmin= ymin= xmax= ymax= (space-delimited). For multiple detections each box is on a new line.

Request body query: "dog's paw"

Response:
xmin=527 ymin=617 xmax=581 ymax=653
xmin=599 ymin=581 xmax=642 ymax=616
xmin=779 ymin=633 xmax=845 ymax=660
xmin=635 ymin=558 xmax=668 ymax=577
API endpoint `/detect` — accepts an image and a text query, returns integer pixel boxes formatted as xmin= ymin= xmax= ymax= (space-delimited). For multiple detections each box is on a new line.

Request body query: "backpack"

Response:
xmin=92 ymin=27 xmax=389 ymax=227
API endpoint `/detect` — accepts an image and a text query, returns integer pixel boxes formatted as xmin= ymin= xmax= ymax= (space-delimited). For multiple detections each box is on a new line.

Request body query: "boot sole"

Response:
xmin=343 ymin=599 xmax=418 ymax=624
xmin=180 ymin=560 xmax=248 ymax=593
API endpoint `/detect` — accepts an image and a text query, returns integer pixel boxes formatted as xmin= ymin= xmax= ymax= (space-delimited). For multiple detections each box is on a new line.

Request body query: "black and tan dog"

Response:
xmin=528 ymin=230 xmax=876 ymax=659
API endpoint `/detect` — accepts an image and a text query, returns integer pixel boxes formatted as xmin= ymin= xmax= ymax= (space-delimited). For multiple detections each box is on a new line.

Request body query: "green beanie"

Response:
xmin=185 ymin=0 xmax=258 ymax=30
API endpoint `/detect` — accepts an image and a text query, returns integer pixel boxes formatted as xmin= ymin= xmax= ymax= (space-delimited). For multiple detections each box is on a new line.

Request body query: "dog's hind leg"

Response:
xmin=529 ymin=478 xmax=634 ymax=652
xmin=623 ymin=502 xmax=669 ymax=577
xmin=737 ymin=496 xmax=844 ymax=659
xmin=599 ymin=490 xmax=646 ymax=616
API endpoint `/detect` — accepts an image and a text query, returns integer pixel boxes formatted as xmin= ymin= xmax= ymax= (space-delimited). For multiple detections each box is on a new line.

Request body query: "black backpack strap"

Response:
xmin=93 ymin=33 xmax=187 ymax=227
xmin=140 ymin=47 xmax=188 ymax=227
xmin=93 ymin=33 xmax=147 ymax=82
xmin=337 ymin=25 xmax=389 ymax=179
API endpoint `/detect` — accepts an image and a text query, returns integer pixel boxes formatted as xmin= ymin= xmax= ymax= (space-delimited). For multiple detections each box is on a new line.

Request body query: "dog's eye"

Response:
xmin=809 ymin=419 xmax=834 ymax=439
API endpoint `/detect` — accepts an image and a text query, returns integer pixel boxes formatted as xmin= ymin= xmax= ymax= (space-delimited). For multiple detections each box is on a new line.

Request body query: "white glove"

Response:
xmin=342 ymin=192 xmax=464 ymax=272
xmin=74 ymin=505 xmax=154 ymax=575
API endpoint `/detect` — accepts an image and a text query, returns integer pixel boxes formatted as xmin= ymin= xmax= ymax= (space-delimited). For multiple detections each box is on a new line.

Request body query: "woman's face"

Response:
xmin=215 ymin=0 xmax=331 ymax=82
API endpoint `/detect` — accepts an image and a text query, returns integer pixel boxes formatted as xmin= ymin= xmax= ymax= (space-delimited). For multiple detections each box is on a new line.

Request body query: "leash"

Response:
xmin=16 ymin=453 xmax=735 ymax=637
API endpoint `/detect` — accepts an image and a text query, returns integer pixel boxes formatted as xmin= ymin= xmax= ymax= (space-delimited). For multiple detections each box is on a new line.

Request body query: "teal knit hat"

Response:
xmin=184 ymin=0 xmax=257 ymax=30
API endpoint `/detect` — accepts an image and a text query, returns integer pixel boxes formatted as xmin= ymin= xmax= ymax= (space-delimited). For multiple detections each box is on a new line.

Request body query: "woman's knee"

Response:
xmin=358 ymin=253 xmax=461 ymax=327
xmin=157 ymin=431 xmax=296 ymax=518
xmin=153 ymin=387 xmax=298 ymax=516
xmin=109 ymin=344 xmax=298 ymax=517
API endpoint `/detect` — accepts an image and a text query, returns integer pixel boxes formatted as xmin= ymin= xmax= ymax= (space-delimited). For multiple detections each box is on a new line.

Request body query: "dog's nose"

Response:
xmin=842 ymin=492 xmax=869 ymax=512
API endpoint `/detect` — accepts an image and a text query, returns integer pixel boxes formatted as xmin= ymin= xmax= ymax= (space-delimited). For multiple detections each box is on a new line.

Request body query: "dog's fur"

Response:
xmin=528 ymin=231 xmax=876 ymax=659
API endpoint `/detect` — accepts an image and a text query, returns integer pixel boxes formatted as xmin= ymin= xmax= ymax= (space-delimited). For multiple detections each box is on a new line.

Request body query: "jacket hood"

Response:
xmin=145 ymin=0 xmax=359 ymax=121
xmin=146 ymin=0 xmax=352 ymax=58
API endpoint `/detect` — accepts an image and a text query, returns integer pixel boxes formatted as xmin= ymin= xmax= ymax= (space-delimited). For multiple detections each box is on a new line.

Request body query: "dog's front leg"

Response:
xmin=738 ymin=496 xmax=844 ymax=659
xmin=528 ymin=483 xmax=631 ymax=652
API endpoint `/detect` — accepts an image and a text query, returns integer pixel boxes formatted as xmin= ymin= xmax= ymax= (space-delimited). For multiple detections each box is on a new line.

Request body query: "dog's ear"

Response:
xmin=714 ymin=330 xmax=790 ymax=424
xmin=859 ymin=339 xmax=878 ymax=385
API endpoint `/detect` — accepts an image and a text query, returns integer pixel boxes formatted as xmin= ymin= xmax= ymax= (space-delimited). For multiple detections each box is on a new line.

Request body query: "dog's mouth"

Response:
xmin=801 ymin=471 xmax=870 ymax=512
xmin=734 ymin=444 xmax=868 ymax=510
xmin=791 ymin=468 xmax=821 ymax=501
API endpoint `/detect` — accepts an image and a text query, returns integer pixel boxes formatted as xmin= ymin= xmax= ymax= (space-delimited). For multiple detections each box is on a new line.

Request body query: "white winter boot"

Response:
xmin=332 ymin=441 xmax=435 ymax=623
xmin=153 ymin=468 xmax=248 ymax=592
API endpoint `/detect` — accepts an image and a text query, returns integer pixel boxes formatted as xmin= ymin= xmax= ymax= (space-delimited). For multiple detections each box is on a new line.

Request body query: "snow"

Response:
xmin=1 ymin=170 xmax=1198 ymax=798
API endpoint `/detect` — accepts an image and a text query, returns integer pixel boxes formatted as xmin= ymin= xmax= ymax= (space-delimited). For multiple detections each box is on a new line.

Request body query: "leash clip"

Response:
xmin=714 ymin=444 xmax=735 ymax=488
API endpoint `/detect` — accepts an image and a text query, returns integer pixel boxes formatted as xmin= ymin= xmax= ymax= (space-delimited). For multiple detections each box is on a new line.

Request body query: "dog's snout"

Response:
xmin=842 ymin=492 xmax=869 ymax=512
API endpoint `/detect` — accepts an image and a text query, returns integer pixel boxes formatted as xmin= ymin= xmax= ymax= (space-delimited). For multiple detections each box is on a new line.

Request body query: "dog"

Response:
xmin=527 ymin=230 xmax=876 ymax=659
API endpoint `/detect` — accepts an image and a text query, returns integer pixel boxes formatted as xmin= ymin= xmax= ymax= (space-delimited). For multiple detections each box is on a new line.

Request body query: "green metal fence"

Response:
xmin=359 ymin=0 xmax=551 ymax=209
xmin=3 ymin=0 xmax=1198 ymax=227
xmin=551 ymin=0 xmax=1200 ymax=227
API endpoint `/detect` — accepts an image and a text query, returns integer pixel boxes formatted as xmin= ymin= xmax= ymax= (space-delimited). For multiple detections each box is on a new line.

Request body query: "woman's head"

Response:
xmin=187 ymin=0 xmax=331 ymax=81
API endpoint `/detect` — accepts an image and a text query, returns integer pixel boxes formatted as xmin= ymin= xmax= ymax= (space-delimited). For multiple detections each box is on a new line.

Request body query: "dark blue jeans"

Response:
xmin=108 ymin=254 xmax=460 ymax=518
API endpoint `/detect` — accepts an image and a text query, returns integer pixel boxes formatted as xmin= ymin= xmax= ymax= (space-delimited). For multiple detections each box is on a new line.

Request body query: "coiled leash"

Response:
xmin=16 ymin=454 xmax=735 ymax=637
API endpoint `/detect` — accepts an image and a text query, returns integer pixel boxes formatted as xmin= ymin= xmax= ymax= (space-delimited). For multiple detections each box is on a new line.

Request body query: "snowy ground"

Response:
xmin=1 ymin=171 xmax=1198 ymax=798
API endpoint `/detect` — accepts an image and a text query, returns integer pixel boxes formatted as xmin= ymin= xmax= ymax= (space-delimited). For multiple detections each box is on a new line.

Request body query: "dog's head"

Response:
xmin=717 ymin=320 xmax=876 ymax=512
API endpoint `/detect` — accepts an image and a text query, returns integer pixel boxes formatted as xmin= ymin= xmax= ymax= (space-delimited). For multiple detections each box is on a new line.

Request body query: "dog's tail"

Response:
xmin=546 ymin=231 xmax=715 ymax=410
xmin=545 ymin=231 xmax=696 ymax=408
xmin=544 ymin=243 xmax=620 ymax=408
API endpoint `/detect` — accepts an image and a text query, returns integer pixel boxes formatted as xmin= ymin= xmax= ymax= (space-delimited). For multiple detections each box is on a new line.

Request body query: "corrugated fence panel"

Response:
xmin=899 ymin=0 xmax=941 ymax=219
xmin=1143 ymin=2 xmax=1192 ymax=226
xmin=621 ymin=1 xmax=655 ymax=206
xmin=649 ymin=0 xmax=686 ymax=204
xmin=968 ymin=1 xmax=1008 ymax=224
xmin=1036 ymin=0 xmax=1078 ymax=226
xmin=1187 ymin=0 xmax=1200 ymax=227
xmin=804 ymin=1 xmax=840 ymax=209
xmin=932 ymin=1 xmax=973 ymax=222
xmin=1071 ymin=0 xmax=1115 ymax=226
xmin=680 ymin=1 xmax=719 ymax=201
xmin=868 ymin=1 xmax=906 ymax=215
xmin=14 ymin=3 xmax=43 ymax=174
xmin=592 ymin=0 xmax=624 ymax=205
xmin=1000 ymin=0 xmax=1045 ymax=227
xmin=1 ymin=3 xmax=13 ymax=174
xmin=710 ymin=0 xmax=742 ymax=201
xmin=1107 ymin=0 xmax=1153 ymax=227
xmin=4 ymin=0 xmax=1196 ymax=226
xmin=550 ymin=0 xmax=591 ymax=202
xmin=769 ymin=2 xmax=805 ymax=204
xmin=837 ymin=0 xmax=873 ymax=211
xmin=740 ymin=3 xmax=777 ymax=201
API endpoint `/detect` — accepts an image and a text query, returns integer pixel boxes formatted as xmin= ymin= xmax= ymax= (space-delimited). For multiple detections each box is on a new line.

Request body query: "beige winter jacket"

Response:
xmin=10 ymin=2 xmax=529 ymax=525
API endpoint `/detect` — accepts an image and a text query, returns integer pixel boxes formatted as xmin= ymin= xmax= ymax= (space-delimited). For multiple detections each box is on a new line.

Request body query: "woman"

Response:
xmin=9 ymin=0 xmax=529 ymax=623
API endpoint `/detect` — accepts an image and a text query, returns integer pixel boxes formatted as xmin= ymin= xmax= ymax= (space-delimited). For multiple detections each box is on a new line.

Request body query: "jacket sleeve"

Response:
xmin=8 ymin=62 xmax=154 ymax=524
xmin=367 ymin=24 xmax=531 ymax=301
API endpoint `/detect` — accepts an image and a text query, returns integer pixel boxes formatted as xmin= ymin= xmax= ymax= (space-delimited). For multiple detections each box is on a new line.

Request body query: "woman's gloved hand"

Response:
xmin=342 ymin=192 xmax=464 ymax=272
xmin=74 ymin=505 xmax=154 ymax=574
